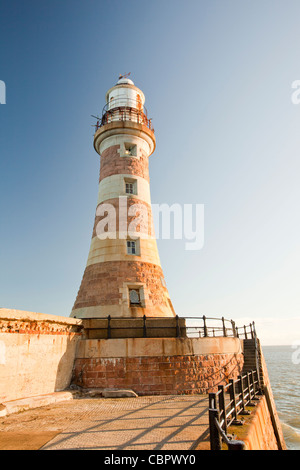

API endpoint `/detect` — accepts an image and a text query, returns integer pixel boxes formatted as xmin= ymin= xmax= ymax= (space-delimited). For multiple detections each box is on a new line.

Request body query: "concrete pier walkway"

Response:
xmin=0 ymin=395 xmax=210 ymax=450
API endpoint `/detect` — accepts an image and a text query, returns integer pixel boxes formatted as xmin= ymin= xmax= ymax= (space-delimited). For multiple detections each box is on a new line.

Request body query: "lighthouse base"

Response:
xmin=72 ymin=337 xmax=244 ymax=396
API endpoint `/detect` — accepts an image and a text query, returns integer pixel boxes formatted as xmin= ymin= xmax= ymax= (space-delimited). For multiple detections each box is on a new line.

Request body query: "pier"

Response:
xmin=0 ymin=394 xmax=210 ymax=450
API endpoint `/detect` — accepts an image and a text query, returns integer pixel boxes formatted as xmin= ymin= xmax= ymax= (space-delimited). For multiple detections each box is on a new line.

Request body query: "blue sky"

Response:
xmin=1 ymin=0 xmax=300 ymax=345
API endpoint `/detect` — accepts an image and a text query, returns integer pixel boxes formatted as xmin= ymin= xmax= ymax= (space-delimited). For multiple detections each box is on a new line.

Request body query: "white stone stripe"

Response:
xmin=85 ymin=236 xmax=161 ymax=267
xmin=97 ymin=174 xmax=151 ymax=205
xmin=70 ymin=303 xmax=174 ymax=319
xmin=99 ymin=134 xmax=150 ymax=156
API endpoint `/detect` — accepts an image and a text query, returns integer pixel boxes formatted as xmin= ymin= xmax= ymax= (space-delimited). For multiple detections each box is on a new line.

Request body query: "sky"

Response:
xmin=0 ymin=0 xmax=300 ymax=345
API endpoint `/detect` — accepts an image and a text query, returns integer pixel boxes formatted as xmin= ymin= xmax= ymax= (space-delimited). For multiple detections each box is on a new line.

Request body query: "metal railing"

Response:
xmin=209 ymin=370 xmax=262 ymax=450
xmin=236 ymin=322 xmax=257 ymax=340
xmin=184 ymin=317 xmax=256 ymax=339
xmin=83 ymin=315 xmax=257 ymax=340
xmin=93 ymin=101 xmax=154 ymax=132
xmin=102 ymin=107 xmax=153 ymax=130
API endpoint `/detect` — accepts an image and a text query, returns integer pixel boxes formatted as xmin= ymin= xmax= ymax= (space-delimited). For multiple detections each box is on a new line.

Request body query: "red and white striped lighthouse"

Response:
xmin=70 ymin=76 xmax=176 ymax=320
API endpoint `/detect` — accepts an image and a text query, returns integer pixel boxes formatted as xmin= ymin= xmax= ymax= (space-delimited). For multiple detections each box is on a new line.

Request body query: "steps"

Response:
xmin=243 ymin=339 xmax=259 ymax=373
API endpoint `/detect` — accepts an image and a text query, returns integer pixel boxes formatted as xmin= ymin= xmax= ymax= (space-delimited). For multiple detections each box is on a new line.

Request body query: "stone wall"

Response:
xmin=258 ymin=341 xmax=287 ymax=450
xmin=99 ymin=144 xmax=150 ymax=182
xmin=243 ymin=396 xmax=280 ymax=450
xmin=72 ymin=261 xmax=173 ymax=318
xmin=72 ymin=336 xmax=244 ymax=395
xmin=0 ymin=309 xmax=83 ymax=402
xmin=227 ymin=395 xmax=282 ymax=450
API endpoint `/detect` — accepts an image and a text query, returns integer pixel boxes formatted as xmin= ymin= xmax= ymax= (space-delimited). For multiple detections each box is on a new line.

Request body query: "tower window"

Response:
xmin=126 ymin=182 xmax=134 ymax=194
xmin=124 ymin=178 xmax=137 ymax=195
xmin=127 ymin=240 xmax=137 ymax=255
xmin=129 ymin=289 xmax=141 ymax=306
xmin=124 ymin=143 xmax=137 ymax=157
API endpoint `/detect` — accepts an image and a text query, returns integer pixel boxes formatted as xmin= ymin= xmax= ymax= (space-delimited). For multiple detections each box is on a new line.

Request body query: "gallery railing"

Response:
xmin=92 ymin=99 xmax=154 ymax=132
xmin=82 ymin=315 xmax=257 ymax=340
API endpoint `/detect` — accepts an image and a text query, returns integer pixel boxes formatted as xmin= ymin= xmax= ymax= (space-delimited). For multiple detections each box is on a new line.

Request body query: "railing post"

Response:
xmin=229 ymin=379 xmax=238 ymax=422
xmin=252 ymin=322 xmax=263 ymax=392
xmin=218 ymin=385 xmax=227 ymax=435
xmin=231 ymin=320 xmax=236 ymax=337
xmin=239 ymin=373 xmax=252 ymax=416
xmin=209 ymin=393 xmax=222 ymax=451
xmin=107 ymin=315 xmax=111 ymax=339
xmin=251 ymin=370 xmax=259 ymax=399
xmin=244 ymin=325 xmax=248 ymax=339
xmin=250 ymin=371 xmax=255 ymax=400
xmin=238 ymin=375 xmax=245 ymax=411
xmin=222 ymin=317 xmax=227 ymax=337
xmin=176 ymin=315 xmax=180 ymax=337
xmin=252 ymin=321 xmax=257 ymax=337
xmin=209 ymin=408 xmax=222 ymax=450
xmin=143 ymin=315 xmax=147 ymax=338
xmin=245 ymin=372 xmax=250 ymax=404
xmin=203 ymin=315 xmax=208 ymax=337
xmin=246 ymin=372 xmax=256 ymax=406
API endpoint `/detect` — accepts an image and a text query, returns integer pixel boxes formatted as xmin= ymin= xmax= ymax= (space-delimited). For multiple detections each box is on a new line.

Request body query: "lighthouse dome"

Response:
xmin=117 ymin=77 xmax=134 ymax=86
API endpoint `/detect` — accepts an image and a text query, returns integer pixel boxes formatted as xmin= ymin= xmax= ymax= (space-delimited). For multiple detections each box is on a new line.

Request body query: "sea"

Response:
xmin=263 ymin=345 xmax=300 ymax=451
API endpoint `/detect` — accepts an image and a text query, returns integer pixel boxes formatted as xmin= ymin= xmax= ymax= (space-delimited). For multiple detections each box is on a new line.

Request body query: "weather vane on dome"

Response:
xmin=119 ymin=72 xmax=131 ymax=79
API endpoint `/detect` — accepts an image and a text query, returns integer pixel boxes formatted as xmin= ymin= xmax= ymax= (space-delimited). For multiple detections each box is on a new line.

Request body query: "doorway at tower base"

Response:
xmin=72 ymin=336 xmax=244 ymax=396
xmin=82 ymin=316 xmax=187 ymax=339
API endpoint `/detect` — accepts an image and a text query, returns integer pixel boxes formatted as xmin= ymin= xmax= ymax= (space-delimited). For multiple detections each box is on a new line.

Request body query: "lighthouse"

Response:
xmin=70 ymin=76 xmax=176 ymax=321
xmin=70 ymin=77 xmax=247 ymax=399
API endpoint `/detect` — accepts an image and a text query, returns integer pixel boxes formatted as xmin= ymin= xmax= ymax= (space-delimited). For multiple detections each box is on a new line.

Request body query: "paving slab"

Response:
xmin=0 ymin=395 xmax=210 ymax=450
xmin=0 ymin=431 xmax=60 ymax=450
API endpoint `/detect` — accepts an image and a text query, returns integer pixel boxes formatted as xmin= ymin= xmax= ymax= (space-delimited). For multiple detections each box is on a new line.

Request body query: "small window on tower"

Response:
xmin=129 ymin=289 xmax=141 ymax=306
xmin=127 ymin=240 xmax=137 ymax=255
xmin=124 ymin=178 xmax=137 ymax=196
xmin=124 ymin=143 xmax=137 ymax=157
xmin=126 ymin=182 xmax=134 ymax=194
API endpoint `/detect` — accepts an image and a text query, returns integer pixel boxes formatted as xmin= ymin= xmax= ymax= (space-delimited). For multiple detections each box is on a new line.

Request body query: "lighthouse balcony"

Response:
xmin=96 ymin=100 xmax=154 ymax=132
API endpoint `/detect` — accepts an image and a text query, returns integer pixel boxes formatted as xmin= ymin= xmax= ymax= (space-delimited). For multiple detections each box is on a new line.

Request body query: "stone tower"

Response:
xmin=70 ymin=76 xmax=176 ymax=320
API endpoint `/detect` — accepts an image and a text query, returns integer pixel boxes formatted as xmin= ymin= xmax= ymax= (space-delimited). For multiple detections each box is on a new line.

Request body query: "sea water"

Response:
xmin=263 ymin=345 xmax=300 ymax=450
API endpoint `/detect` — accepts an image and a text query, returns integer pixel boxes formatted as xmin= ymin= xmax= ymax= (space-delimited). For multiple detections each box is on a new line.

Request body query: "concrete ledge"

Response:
xmin=0 ymin=308 xmax=82 ymax=327
xmin=76 ymin=336 xmax=243 ymax=359
xmin=0 ymin=391 xmax=75 ymax=417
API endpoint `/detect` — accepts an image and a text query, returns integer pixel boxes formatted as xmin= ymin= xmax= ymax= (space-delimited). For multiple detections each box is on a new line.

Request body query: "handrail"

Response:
xmin=209 ymin=370 xmax=262 ymax=450
xmin=83 ymin=315 xmax=256 ymax=340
